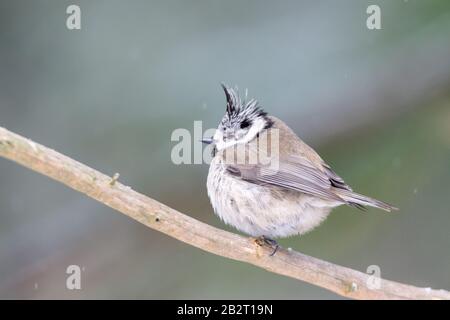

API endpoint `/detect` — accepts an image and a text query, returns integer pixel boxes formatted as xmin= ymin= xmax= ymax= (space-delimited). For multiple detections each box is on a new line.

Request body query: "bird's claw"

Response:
xmin=254 ymin=236 xmax=280 ymax=256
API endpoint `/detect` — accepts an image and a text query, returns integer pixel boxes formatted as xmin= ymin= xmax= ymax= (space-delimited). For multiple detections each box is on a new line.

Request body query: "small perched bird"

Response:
xmin=203 ymin=85 xmax=397 ymax=254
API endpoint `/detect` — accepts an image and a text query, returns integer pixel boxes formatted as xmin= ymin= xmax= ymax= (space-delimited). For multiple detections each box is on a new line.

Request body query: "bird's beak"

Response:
xmin=201 ymin=137 xmax=214 ymax=145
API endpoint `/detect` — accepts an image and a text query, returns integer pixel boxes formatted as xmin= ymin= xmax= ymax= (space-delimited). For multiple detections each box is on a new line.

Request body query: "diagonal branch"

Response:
xmin=0 ymin=126 xmax=448 ymax=300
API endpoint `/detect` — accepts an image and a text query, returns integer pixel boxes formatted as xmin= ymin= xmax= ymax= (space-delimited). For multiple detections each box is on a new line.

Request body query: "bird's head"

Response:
xmin=202 ymin=84 xmax=273 ymax=151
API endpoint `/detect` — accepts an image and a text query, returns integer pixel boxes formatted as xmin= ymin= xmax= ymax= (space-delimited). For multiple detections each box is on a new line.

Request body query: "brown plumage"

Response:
xmin=224 ymin=116 xmax=397 ymax=212
xmin=205 ymin=85 xmax=398 ymax=240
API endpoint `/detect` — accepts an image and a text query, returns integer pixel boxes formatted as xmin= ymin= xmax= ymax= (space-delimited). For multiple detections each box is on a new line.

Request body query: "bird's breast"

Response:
xmin=206 ymin=157 xmax=333 ymax=238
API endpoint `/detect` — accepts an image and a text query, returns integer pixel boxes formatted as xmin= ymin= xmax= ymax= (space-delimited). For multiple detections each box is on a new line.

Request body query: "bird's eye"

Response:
xmin=240 ymin=120 xmax=251 ymax=129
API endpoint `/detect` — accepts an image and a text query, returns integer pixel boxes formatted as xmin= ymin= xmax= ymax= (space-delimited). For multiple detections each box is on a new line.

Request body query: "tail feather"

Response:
xmin=335 ymin=189 xmax=398 ymax=212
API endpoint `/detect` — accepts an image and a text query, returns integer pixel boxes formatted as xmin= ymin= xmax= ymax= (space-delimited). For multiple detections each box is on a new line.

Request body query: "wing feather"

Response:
xmin=226 ymin=156 xmax=347 ymax=203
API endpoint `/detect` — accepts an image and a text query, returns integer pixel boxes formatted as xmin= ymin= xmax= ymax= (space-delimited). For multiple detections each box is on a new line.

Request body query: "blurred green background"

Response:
xmin=0 ymin=0 xmax=449 ymax=299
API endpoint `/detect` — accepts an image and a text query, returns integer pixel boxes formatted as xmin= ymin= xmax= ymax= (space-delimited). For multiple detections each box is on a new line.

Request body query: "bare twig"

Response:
xmin=0 ymin=126 xmax=448 ymax=300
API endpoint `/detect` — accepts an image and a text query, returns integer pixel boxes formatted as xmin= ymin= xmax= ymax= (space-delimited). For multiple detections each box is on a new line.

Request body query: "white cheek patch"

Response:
xmin=241 ymin=118 xmax=266 ymax=144
xmin=213 ymin=130 xmax=228 ymax=151
xmin=214 ymin=135 xmax=236 ymax=151
xmin=214 ymin=118 xmax=266 ymax=151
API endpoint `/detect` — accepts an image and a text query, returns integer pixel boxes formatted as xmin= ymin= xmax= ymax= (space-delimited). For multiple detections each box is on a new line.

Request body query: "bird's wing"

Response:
xmin=225 ymin=154 xmax=349 ymax=204
xmin=265 ymin=116 xmax=353 ymax=192
xmin=322 ymin=163 xmax=353 ymax=191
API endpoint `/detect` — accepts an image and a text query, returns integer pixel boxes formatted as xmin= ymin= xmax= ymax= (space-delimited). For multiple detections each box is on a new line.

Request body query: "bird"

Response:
xmin=202 ymin=84 xmax=398 ymax=254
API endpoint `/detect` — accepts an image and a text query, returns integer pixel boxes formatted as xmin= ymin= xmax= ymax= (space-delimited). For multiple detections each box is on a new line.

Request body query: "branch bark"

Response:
xmin=0 ymin=126 xmax=448 ymax=300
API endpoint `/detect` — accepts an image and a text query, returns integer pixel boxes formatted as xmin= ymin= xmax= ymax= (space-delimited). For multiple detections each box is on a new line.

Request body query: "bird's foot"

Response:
xmin=254 ymin=236 xmax=280 ymax=256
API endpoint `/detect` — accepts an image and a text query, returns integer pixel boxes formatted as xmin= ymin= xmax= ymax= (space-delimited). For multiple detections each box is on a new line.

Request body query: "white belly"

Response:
xmin=207 ymin=159 xmax=336 ymax=238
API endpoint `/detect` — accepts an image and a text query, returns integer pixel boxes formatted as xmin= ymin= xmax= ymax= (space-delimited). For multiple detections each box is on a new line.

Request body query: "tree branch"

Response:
xmin=0 ymin=126 xmax=448 ymax=300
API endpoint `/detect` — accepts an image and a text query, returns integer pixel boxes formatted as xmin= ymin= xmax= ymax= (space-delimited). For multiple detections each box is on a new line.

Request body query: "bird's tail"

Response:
xmin=334 ymin=189 xmax=398 ymax=212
